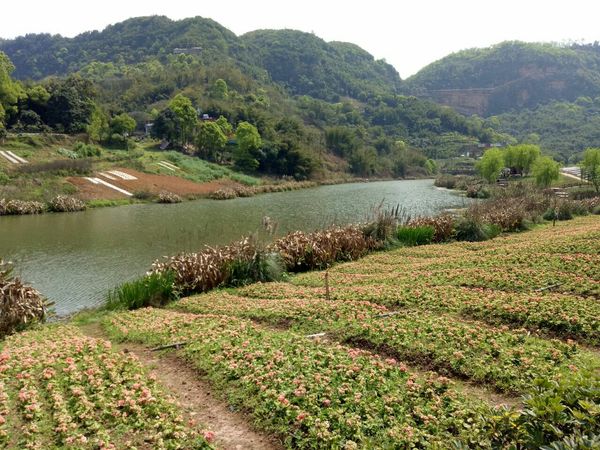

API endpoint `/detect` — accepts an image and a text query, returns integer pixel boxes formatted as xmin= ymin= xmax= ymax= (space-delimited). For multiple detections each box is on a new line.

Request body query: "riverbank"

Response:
xmin=0 ymin=134 xmax=428 ymax=216
xmin=0 ymin=180 xmax=462 ymax=315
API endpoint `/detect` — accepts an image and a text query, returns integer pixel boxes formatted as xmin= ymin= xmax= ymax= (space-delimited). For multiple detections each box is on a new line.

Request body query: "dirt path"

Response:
xmin=80 ymin=323 xmax=282 ymax=450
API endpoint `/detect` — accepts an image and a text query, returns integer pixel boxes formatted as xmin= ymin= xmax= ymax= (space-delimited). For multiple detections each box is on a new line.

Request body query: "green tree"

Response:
xmin=216 ymin=115 xmax=233 ymax=135
xmin=87 ymin=106 xmax=109 ymax=142
xmin=211 ymin=79 xmax=228 ymax=99
xmin=532 ymin=155 xmax=560 ymax=187
xmin=168 ymin=94 xmax=197 ymax=145
xmin=45 ymin=75 xmax=95 ymax=133
xmin=0 ymin=52 xmax=24 ymax=125
xmin=581 ymin=148 xmax=600 ymax=192
xmin=349 ymin=147 xmax=377 ymax=177
xmin=110 ymin=113 xmax=136 ymax=136
xmin=196 ymin=121 xmax=227 ymax=161
xmin=504 ymin=144 xmax=541 ymax=176
xmin=234 ymin=121 xmax=261 ymax=171
xmin=151 ymin=108 xmax=179 ymax=143
xmin=477 ymin=148 xmax=505 ymax=182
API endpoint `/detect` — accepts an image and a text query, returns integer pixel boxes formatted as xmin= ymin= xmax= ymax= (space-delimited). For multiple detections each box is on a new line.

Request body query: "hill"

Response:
xmin=405 ymin=41 xmax=600 ymax=116
xmin=0 ymin=16 xmax=503 ymax=185
xmin=0 ymin=16 xmax=254 ymax=80
xmin=240 ymin=29 xmax=400 ymax=100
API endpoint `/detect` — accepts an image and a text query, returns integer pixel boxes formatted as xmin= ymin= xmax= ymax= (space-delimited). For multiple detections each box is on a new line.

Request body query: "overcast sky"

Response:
xmin=2 ymin=0 xmax=599 ymax=78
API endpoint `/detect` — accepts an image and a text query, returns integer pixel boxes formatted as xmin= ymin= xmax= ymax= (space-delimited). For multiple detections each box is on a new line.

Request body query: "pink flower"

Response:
xmin=203 ymin=431 xmax=215 ymax=443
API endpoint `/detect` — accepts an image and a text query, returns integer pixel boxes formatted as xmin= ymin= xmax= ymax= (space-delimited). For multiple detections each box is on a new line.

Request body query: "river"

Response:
xmin=0 ymin=179 xmax=470 ymax=315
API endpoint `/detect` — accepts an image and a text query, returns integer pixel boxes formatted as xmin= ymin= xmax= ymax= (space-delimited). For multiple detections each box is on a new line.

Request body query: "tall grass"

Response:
xmin=396 ymin=226 xmax=435 ymax=246
xmin=105 ymin=271 xmax=177 ymax=311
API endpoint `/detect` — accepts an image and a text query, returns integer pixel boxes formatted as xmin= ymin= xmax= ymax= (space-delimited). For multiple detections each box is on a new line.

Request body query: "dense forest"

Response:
xmin=404 ymin=41 xmax=600 ymax=116
xmin=0 ymin=16 xmax=503 ymax=179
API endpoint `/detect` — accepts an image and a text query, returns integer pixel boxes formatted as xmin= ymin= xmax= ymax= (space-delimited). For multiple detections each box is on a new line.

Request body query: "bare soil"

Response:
xmin=68 ymin=168 xmax=239 ymax=200
xmin=80 ymin=324 xmax=281 ymax=450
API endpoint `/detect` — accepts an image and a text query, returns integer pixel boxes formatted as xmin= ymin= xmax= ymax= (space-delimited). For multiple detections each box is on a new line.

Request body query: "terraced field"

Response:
xmin=1 ymin=217 xmax=598 ymax=448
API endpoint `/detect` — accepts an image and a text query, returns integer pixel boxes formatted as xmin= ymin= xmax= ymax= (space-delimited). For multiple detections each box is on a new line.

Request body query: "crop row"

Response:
xmin=105 ymin=308 xmax=497 ymax=448
xmin=175 ymin=293 xmax=595 ymax=394
xmin=235 ymin=280 xmax=600 ymax=345
xmin=0 ymin=325 xmax=211 ymax=449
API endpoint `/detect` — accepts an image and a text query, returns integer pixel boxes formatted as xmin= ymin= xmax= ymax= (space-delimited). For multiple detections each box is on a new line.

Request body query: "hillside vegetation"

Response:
xmin=0 ymin=16 xmax=503 ymax=183
xmin=405 ymin=41 xmax=600 ymax=116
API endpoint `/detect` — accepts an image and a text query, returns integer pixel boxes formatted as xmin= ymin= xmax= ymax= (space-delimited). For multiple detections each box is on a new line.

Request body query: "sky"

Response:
xmin=2 ymin=0 xmax=599 ymax=78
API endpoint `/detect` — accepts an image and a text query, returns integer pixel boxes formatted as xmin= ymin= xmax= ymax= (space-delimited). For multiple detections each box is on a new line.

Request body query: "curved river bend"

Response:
xmin=0 ymin=180 xmax=470 ymax=315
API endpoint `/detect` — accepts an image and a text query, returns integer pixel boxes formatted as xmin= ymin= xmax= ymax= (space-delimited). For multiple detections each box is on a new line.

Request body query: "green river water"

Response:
xmin=0 ymin=180 xmax=470 ymax=315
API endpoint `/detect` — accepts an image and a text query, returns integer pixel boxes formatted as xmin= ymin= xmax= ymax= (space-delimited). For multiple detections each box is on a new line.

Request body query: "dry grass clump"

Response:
xmin=150 ymin=237 xmax=272 ymax=294
xmin=233 ymin=185 xmax=256 ymax=198
xmin=48 ymin=195 xmax=86 ymax=212
xmin=0 ymin=199 xmax=45 ymax=215
xmin=269 ymin=225 xmax=375 ymax=272
xmin=209 ymin=188 xmax=238 ymax=200
xmin=408 ymin=214 xmax=455 ymax=242
xmin=0 ymin=260 xmax=48 ymax=337
xmin=157 ymin=191 xmax=183 ymax=204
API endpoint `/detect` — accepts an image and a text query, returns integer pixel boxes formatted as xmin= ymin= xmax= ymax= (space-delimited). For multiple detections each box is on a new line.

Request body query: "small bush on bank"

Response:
xmin=269 ymin=226 xmax=375 ymax=272
xmin=209 ymin=188 xmax=237 ymax=200
xmin=408 ymin=215 xmax=455 ymax=242
xmin=396 ymin=226 xmax=435 ymax=246
xmin=157 ymin=191 xmax=182 ymax=204
xmin=454 ymin=217 xmax=501 ymax=242
xmin=150 ymin=237 xmax=280 ymax=295
xmin=48 ymin=195 xmax=86 ymax=212
xmin=0 ymin=260 xmax=48 ymax=337
xmin=105 ymin=271 xmax=177 ymax=310
xmin=0 ymin=199 xmax=45 ymax=215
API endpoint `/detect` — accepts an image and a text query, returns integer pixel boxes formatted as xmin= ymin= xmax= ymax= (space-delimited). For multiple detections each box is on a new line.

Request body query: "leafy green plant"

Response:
xmin=454 ymin=217 xmax=500 ymax=241
xmin=104 ymin=271 xmax=177 ymax=310
xmin=396 ymin=225 xmax=435 ymax=246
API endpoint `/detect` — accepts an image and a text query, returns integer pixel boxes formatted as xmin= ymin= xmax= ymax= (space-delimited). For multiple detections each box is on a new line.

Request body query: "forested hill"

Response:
xmin=0 ymin=16 xmax=399 ymax=101
xmin=404 ymin=41 xmax=600 ymax=116
xmin=240 ymin=30 xmax=400 ymax=100
xmin=0 ymin=16 xmax=252 ymax=80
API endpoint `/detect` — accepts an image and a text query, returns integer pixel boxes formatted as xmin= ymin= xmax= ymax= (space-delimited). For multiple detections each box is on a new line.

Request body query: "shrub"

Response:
xmin=269 ymin=225 xmax=374 ymax=272
xmin=485 ymin=370 xmax=600 ymax=449
xmin=157 ymin=191 xmax=182 ymax=204
xmin=73 ymin=141 xmax=101 ymax=158
xmin=454 ymin=217 xmax=500 ymax=242
xmin=396 ymin=226 xmax=435 ymax=246
xmin=105 ymin=271 xmax=177 ymax=310
xmin=233 ymin=185 xmax=255 ymax=198
xmin=362 ymin=204 xmax=408 ymax=247
xmin=408 ymin=214 xmax=455 ymax=242
xmin=0 ymin=199 xmax=45 ymax=215
xmin=48 ymin=195 xmax=86 ymax=212
xmin=209 ymin=188 xmax=237 ymax=200
xmin=150 ymin=237 xmax=278 ymax=294
xmin=0 ymin=260 xmax=48 ymax=337
xmin=556 ymin=201 xmax=574 ymax=221
xmin=226 ymin=252 xmax=283 ymax=287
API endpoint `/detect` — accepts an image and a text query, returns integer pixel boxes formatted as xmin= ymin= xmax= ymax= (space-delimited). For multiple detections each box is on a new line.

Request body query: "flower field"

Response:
xmin=106 ymin=308 xmax=496 ymax=448
xmin=3 ymin=217 xmax=599 ymax=448
xmin=0 ymin=325 xmax=211 ymax=449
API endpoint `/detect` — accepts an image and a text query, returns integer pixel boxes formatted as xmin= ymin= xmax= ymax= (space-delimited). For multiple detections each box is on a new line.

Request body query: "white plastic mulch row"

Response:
xmin=0 ymin=150 xmax=28 ymax=164
xmin=99 ymin=172 xmax=118 ymax=180
xmin=157 ymin=161 xmax=176 ymax=171
xmin=85 ymin=177 xmax=133 ymax=196
xmin=107 ymin=170 xmax=137 ymax=180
